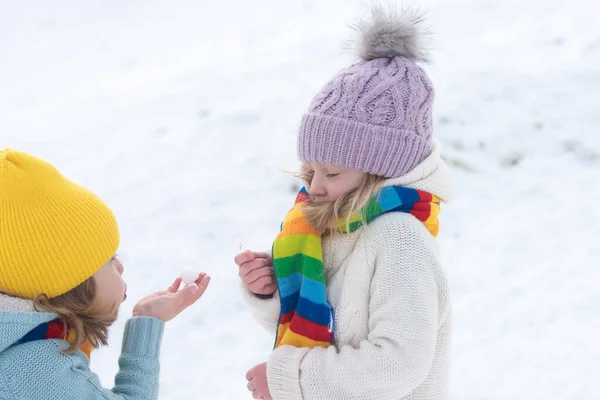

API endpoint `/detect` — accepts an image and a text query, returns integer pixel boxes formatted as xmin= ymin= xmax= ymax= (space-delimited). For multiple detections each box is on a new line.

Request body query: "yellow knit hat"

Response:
xmin=0 ymin=149 xmax=120 ymax=299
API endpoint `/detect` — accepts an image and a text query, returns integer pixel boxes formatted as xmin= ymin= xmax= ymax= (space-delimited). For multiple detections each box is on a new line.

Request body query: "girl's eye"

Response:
xmin=326 ymin=173 xmax=340 ymax=178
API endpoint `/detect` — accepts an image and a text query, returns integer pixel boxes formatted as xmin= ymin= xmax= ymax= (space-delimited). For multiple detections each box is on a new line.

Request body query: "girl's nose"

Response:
xmin=309 ymin=182 xmax=327 ymax=198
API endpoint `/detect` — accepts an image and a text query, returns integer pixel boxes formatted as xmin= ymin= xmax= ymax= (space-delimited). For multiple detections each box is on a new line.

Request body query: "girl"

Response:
xmin=0 ymin=149 xmax=211 ymax=399
xmin=236 ymin=7 xmax=453 ymax=400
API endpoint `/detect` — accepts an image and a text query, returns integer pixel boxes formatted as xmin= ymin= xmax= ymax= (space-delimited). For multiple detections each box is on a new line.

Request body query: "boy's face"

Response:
xmin=92 ymin=256 xmax=127 ymax=313
xmin=305 ymin=163 xmax=367 ymax=202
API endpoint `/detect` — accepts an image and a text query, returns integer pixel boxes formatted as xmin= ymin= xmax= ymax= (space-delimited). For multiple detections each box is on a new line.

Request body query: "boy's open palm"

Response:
xmin=133 ymin=273 xmax=211 ymax=322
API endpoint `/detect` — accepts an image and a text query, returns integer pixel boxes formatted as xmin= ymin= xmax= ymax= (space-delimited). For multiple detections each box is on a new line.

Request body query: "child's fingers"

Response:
xmin=234 ymin=250 xmax=256 ymax=266
xmin=252 ymin=282 xmax=277 ymax=296
xmin=192 ymin=275 xmax=211 ymax=298
xmin=180 ymin=275 xmax=211 ymax=308
xmin=249 ymin=277 xmax=275 ymax=293
xmin=245 ymin=368 xmax=255 ymax=381
xmin=193 ymin=272 xmax=207 ymax=285
xmin=252 ymin=251 xmax=271 ymax=260
xmin=244 ymin=266 xmax=274 ymax=285
xmin=167 ymin=277 xmax=183 ymax=293
xmin=235 ymin=250 xmax=271 ymax=267
xmin=239 ymin=258 xmax=270 ymax=277
xmin=261 ymin=283 xmax=277 ymax=295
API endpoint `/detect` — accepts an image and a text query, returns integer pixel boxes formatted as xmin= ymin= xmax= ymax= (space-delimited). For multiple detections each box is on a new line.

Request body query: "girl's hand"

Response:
xmin=132 ymin=273 xmax=210 ymax=322
xmin=246 ymin=362 xmax=272 ymax=400
xmin=235 ymin=250 xmax=276 ymax=296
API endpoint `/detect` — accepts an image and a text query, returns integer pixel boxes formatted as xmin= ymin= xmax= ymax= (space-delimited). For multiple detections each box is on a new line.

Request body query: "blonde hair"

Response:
xmin=296 ymin=163 xmax=387 ymax=232
xmin=1 ymin=277 xmax=118 ymax=354
xmin=33 ymin=277 xmax=118 ymax=353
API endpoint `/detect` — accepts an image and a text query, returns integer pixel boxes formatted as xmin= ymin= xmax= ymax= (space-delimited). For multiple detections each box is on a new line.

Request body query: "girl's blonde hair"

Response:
xmin=297 ymin=163 xmax=387 ymax=232
xmin=1 ymin=277 xmax=118 ymax=354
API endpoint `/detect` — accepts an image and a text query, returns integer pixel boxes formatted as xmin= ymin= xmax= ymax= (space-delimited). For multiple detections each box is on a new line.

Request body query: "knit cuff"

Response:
xmin=240 ymin=279 xmax=280 ymax=313
xmin=121 ymin=317 xmax=164 ymax=358
xmin=267 ymin=345 xmax=311 ymax=400
xmin=298 ymin=112 xmax=432 ymax=178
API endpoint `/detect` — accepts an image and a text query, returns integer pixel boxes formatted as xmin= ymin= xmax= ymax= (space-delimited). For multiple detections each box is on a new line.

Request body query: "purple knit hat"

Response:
xmin=298 ymin=7 xmax=434 ymax=178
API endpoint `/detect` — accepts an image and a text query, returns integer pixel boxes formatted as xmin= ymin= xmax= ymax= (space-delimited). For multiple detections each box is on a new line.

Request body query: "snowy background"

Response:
xmin=1 ymin=0 xmax=599 ymax=398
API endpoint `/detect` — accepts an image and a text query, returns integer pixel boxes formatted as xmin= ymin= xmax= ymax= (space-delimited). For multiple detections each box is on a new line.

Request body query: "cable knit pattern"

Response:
xmin=243 ymin=141 xmax=452 ymax=399
xmin=0 ymin=294 xmax=165 ymax=400
xmin=298 ymin=57 xmax=435 ymax=178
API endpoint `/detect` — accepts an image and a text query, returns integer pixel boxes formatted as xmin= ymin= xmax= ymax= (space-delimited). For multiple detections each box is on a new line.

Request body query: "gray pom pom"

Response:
xmin=352 ymin=5 xmax=431 ymax=63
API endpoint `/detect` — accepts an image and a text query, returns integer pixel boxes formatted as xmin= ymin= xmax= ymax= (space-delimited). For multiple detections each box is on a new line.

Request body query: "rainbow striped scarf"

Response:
xmin=272 ymin=186 xmax=440 ymax=349
xmin=16 ymin=319 xmax=93 ymax=361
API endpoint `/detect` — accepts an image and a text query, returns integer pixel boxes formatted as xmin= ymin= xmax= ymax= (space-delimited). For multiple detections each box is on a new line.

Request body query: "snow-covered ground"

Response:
xmin=1 ymin=1 xmax=599 ymax=398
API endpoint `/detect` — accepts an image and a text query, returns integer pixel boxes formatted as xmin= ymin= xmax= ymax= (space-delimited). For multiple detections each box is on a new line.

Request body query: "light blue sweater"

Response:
xmin=0 ymin=300 xmax=164 ymax=400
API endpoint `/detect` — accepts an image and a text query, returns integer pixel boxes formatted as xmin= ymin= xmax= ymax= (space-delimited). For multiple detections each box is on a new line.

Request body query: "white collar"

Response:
xmin=383 ymin=140 xmax=454 ymax=203
xmin=0 ymin=293 xmax=35 ymax=312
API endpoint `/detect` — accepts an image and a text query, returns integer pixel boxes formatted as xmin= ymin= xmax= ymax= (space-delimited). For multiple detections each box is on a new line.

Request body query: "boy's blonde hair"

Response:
xmin=297 ymin=164 xmax=387 ymax=232
xmin=34 ymin=277 xmax=118 ymax=354
xmin=1 ymin=277 xmax=117 ymax=354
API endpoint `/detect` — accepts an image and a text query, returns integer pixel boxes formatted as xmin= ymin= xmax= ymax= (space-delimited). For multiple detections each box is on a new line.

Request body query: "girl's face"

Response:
xmin=305 ymin=163 xmax=367 ymax=202
xmin=92 ymin=256 xmax=127 ymax=312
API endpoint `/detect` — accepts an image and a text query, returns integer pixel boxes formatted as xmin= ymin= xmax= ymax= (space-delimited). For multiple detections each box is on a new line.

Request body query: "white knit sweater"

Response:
xmin=244 ymin=142 xmax=454 ymax=400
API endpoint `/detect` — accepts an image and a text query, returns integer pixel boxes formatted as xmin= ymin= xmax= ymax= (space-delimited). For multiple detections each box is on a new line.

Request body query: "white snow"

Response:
xmin=179 ymin=267 xmax=200 ymax=286
xmin=1 ymin=0 xmax=599 ymax=398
